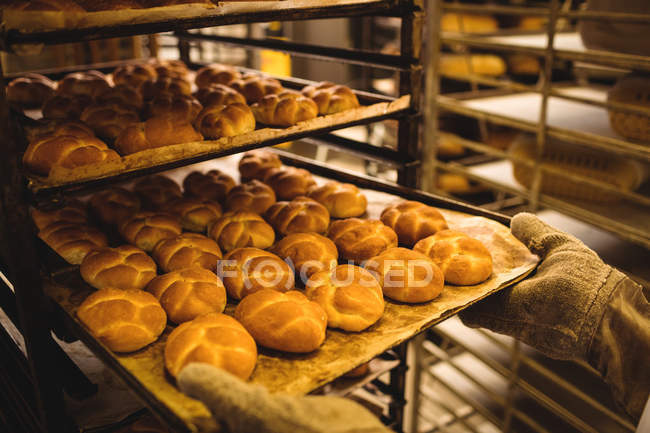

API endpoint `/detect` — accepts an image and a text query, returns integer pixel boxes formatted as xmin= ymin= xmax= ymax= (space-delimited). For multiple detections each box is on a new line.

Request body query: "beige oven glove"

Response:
xmin=460 ymin=213 xmax=650 ymax=419
xmin=178 ymin=363 xmax=392 ymax=433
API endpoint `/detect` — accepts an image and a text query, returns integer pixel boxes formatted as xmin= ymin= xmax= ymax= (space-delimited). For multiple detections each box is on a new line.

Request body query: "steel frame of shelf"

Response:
xmin=0 ymin=1 xmax=426 ymax=432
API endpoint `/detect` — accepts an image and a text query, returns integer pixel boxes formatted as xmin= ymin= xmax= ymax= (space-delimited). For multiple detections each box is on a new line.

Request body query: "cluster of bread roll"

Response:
xmin=4 ymin=0 xmax=215 ymax=14
xmin=13 ymin=61 xmax=360 ymax=178
xmin=32 ymin=148 xmax=493 ymax=385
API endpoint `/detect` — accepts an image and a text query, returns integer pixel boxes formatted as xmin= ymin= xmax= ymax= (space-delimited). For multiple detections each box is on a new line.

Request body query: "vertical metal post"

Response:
xmin=502 ymin=340 xmax=523 ymax=432
xmin=389 ymin=341 xmax=409 ymax=432
xmin=405 ymin=333 xmax=426 ymax=433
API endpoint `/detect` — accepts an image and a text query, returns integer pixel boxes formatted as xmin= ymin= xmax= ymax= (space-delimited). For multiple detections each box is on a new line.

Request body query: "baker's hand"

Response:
xmin=178 ymin=363 xmax=391 ymax=433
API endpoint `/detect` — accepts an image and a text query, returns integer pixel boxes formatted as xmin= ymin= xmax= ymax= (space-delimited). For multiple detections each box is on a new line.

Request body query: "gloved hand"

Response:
xmin=460 ymin=213 xmax=649 ymax=419
xmin=178 ymin=363 xmax=392 ymax=433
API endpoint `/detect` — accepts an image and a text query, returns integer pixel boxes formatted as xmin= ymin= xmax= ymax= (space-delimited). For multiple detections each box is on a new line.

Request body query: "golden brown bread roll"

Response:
xmin=22 ymin=134 xmax=120 ymax=177
xmin=195 ymin=83 xmax=247 ymax=108
xmin=31 ymin=200 xmax=87 ymax=231
xmin=228 ymin=73 xmax=283 ymax=104
xmin=146 ymin=267 xmax=227 ymax=324
xmin=57 ymin=70 xmax=110 ymax=99
xmin=234 ymin=289 xmax=327 ymax=353
xmin=380 ymin=201 xmax=448 ymax=246
xmin=506 ymin=54 xmax=541 ymax=76
xmin=77 ymin=0 xmax=142 ymax=11
xmin=194 ymin=102 xmax=256 ymax=139
xmin=80 ymin=103 xmax=140 ymax=141
xmin=608 ymin=73 xmax=650 ymax=142
xmin=436 ymin=133 xmax=466 ymax=158
xmin=307 ymin=181 xmax=367 ymax=218
xmin=6 ymin=0 xmax=85 ymax=11
xmin=271 ymin=232 xmax=338 ymax=279
xmin=262 ymin=166 xmax=316 ymax=200
xmin=25 ymin=120 xmax=95 ymax=143
xmin=119 ymin=211 xmax=182 ymax=252
xmin=38 ymin=222 xmax=108 ymax=265
xmin=208 ymin=211 xmax=275 ymax=253
xmin=251 ymin=91 xmax=318 ymax=127
xmin=182 ymin=169 xmax=236 ymax=203
xmin=41 ymin=93 xmax=93 ymax=120
xmin=220 ymin=247 xmax=294 ymax=300
xmin=114 ymin=116 xmax=203 ymax=155
xmin=441 ymin=13 xmax=499 ymax=33
xmin=238 ymin=149 xmax=282 ymax=182
xmin=96 ymin=84 xmax=144 ymax=111
xmin=195 ymin=63 xmax=241 ymax=89
xmin=112 ymin=63 xmax=158 ymax=89
xmin=439 ymin=54 xmax=507 ymax=77
xmin=141 ymin=77 xmax=192 ymax=101
xmin=414 ymin=230 xmax=493 ymax=285
xmin=80 ymin=245 xmax=157 ymax=291
xmin=164 ymin=312 xmax=257 ymax=379
xmin=264 ymin=196 xmax=330 ymax=236
xmin=89 ymin=187 xmax=141 ymax=226
xmin=225 ymin=180 xmax=276 ymax=214
xmin=145 ymin=94 xmax=202 ymax=123
xmin=7 ymin=73 xmax=56 ymax=109
xmin=327 ymin=218 xmax=397 ymax=263
xmin=151 ymin=233 xmax=222 ymax=273
xmin=366 ymin=247 xmax=444 ymax=303
xmin=301 ymin=81 xmax=360 ymax=115
xmin=168 ymin=197 xmax=222 ymax=232
xmin=305 ymin=264 xmax=384 ymax=332
xmin=147 ymin=58 xmax=189 ymax=81
xmin=77 ymin=288 xmax=166 ymax=353
xmin=133 ymin=175 xmax=182 ymax=210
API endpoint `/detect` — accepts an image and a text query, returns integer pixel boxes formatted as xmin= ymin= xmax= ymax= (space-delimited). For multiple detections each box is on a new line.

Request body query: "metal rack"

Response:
xmin=0 ymin=1 xmax=428 ymax=432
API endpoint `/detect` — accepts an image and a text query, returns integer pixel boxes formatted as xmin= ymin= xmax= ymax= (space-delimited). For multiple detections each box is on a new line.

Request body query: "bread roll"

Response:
xmin=113 ymin=63 xmax=158 ymax=89
xmin=23 ymin=134 xmax=120 ymax=177
xmin=119 ymin=211 xmax=182 ymax=252
xmin=168 ymin=197 xmax=222 ymax=232
xmin=89 ymin=187 xmax=141 ymax=226
xmin=439 ymin=54 xmax=506 ymax=77
xmin=182 ymin=170 xmax=235 ymax=203
xmin=301 ymin=82 xmax=360 ymax=115
xmin=31 ymin=199 xmax=87 ymax=231
xmin=307 ymin=181 xmax=367 ymax=218
xmin=77 ymin=0 xmax=142 ymax=11
xmin=42 ymin=93 xmax=93 ymax=120
xmin=238 ymin=149 xmax=282 ymax=182
xmin=262 ymin=166 xmax=316 ymax=200
xmin=25 ymin=120 xmax=95 ymax=143
xmin=506 ymin=54 xmax=541 ymax=76
xmin=327 ymin=218 xmax=397 ymax=263
xmin=234 ymin=289 xmax=327 ymax=353
xmin=7 ymin=73 xmax=56 ymax=109
xmin=148 ymin=59 xmax=189 ymax=81
xmin=441 ymin=13 xmax=499 ymax=33
xmin=225 ymin=180 xmax=276 ymax=214
xmin=195 ymin=63 xmax=241 ymax=88
xmin=194 ymin=103 xmax=256 ymax=139
xmin=164 ymin=312 xmax=257 ymax=380
xmin=436 ymin=133 xmax=466 ymax=158
xmin=380 ymin=201 xmax=448 ymax=246
xmin=7 ymin=0 xmax=85 ymax=11
xmin=96 ymin=84 xmax=144 ymax=111
xmin=38 ymin=222 xmax=108 ymax=265
xmin=77 ymin=288 xmax=166 ymax=353
xmin=146 ymin=267 xmax=227 ymax=324
xmin=208 ymin=211 xmax=275 ymax=253
xmin=414 ymin=230 xmax=492 ymax=285
xmin=145 ymin=93 xmax=202 ymax=123
xmin=141 ymin=77 xmax=192 ymax=101
xmin=305 ymin=264 xmax=383 ymax=332
xmin=608 ymin=73 xmax=650 ymax=142
xmin=114 ymin=116 xmax=203 ymax=155
xmin=251 ymin=91 xmax=318 ymax=127
xmin=264 ymin=196 xmax=330 ymax=236
xmin=365 ymin=247 xmax=444 ymax=303
xmin=152 ymin=233 xmax=222 ymax=273
xmin=80 ymin=103 xmax=140 ymax=141
xmin=220 ymin=247 xmax=294 ymax=300
xmin=271 ymin=232 xmax=338 ymax=280
xmin=57 ymin=70 xmax=110 ymax=99
xmin=81 ymin=245 xmax=157 ymax=291
xmin=133 ymin=175 xmax=182 ymax=210
xmin=228 ymin=73 xmax=283 ymax=104
xmin=195 ymin=83 xmax=246 ymax=107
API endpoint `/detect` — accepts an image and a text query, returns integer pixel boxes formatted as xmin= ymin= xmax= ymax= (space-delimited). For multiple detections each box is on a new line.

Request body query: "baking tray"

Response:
xmin=43 ymin=155 xmax=538 ymax=433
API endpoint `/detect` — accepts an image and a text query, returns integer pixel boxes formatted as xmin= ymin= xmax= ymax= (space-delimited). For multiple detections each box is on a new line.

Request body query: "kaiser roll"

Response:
xmin=96 ymin=84 xmax=144 ymax=111
xmin=380 ymin=201 xmax=448 ymax=246
xmin=42 ymin=93 xmax=93 ymax=120
xmin=235 ymin=289 xmax=327 ymax=353
xmin=194 ymin=102 xmax=255 ymax=139
xmin=38 ymin=222 xmax=108 ymax=265
xmin=365 ymin=247 xmax=444 ymax=303
xmin=305 ymin=264 xmax=384 ymax=332
xmin=225 ymin=179 xmax=276 ymax=214
xmin=207 ymin=211 xmax=275 ymax=253
xmin=151 ymin=233 xmax=222 ymax=273
xmin=31 ymin=199 xmax=87 ymax=231
xmin=228 ymin=73 xmax=283 ymax=104
xmin=327 ymin=218 xmax=398 ymax=263
xmin=57 ymin=70 xmax=110 ymax=99
xmin=148 ymin=59 xmax=189 ymax=81
xmin=271 ymin=232 xmax=338 ymax=279
xmin=164 ymin=312 xmax=257 ymax=380
xmin=112 ymin=63 xmax=158 ymax=88
xmin=133 ymin=175 xmax=182 ymax=210
xmin=80 ymin=103 xmax=140 ymax=141
xmin=141 ymin=76 xmax=192 ymax=101
xmin=238 ymin=149 xmax=282 ymax=182
xmin=80 ymin=245 xmax=157 ymax=291
xmin=146 ymin=94 xmax=202 ymax=123
xmin=146 ymin=267 xmax=227 ymax=324
xmin=182 ymin=170 xmax=236 ymax=203
xmin=264 ymin=196 xmax=330 ymax=236
xmin=220 ymin=248 xmax=294 ymax=300
xmin=77 ymin=288 xmax=166 ymax=353
xmin=301 ymin=81 xmax=360 ymax=115
xmin=307 ymin=181 xmax=367 ymax=218
xmin=195 ymin=63 xmax=241 ymax=88
xmin=168 ymin=197 xmax=222 ymax=232
xmin=119 ymin=211 xmax=182 ymax=252
xmin=113 ymin=116 xmax=203 ymax=155
xmin=25 ymin=120 xmax=95 ymax=143
xmin=251 ymin=91 xmax=318 ymax=127
xmin=262 ymin=166 xmax=316 ymax=200
xmin=89 ymin=187 xmax=141 ymax=226
xmin=195 ymin=83 xmax=246 ymax=107
xmin=414 ymin=230 xmax=493 ymax=285
xmin=7 ymin=73 xmax=56 ymax=109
